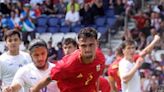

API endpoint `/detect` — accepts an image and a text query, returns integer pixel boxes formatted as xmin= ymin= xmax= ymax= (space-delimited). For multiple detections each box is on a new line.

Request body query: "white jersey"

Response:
xmin=119 ymin=58 xmax=141 ymax=92
xmin=12 ymin=62 xmax=60 ymax=92
xmin=0 ymin=51 xmax=32 ymax=86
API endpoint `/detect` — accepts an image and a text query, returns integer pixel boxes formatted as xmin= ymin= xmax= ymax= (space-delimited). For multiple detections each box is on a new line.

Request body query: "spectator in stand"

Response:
xmin=0 ymin=1 xmax=11 ymax=15
xmin=150 ymin=11 xmax=162 ymax=30
xmin=42 ymin=0 xmax=55 ymax=15
xmin=0 ymin=30 xmax=32 ymax=91
xmin=66 ymin=0 xmax=80 ymax=12
xmin=80 ymin=3 xmax=94 ymax=26
xmin=30 ymin=0 xmax=43 ymax=6
xmin=65 ymin=4 xmax=80 ymax=26
xmin=33 ymin=3 xmax=42 ymax=17
xmin=20 ymin=3 xmax=36 ymax=44
xmin=137 ymin=32 xmax=146 ymax=50
xmin=8 ymin=10 xmax=21 ymax=30
xmin=54 ymin=0 xmax=67 ymax=18
xmin=146 ymin=27 xmax=158 ymax=45
xmin=91 ymin=0 xmax=104 ymax=17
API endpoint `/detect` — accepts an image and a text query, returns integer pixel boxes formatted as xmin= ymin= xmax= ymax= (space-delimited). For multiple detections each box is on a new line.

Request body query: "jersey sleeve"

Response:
xmin=50 ymin=59 xmax=67 ymax=80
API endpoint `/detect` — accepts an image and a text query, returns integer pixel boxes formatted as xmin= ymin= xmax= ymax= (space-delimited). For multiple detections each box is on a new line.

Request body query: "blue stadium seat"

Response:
xmin=97 ymin=26 xmax=108 ymax=34
xmin=95 ymin=17 xmax=106 ymax=27
xmin=36 ymin=16 xmax=48 ymax=26
xmin=48 ymin=26 xmax=59 ymax=33
xmin=60 ymin=26 xmax=70 ymax=33
xmin=48 ymin=17 xmax=59 ymax=27
xmin=71 ymin=26 xmax=82 ymax=33
xmin=105 ymin=8 xmax=115 ymax=18
xmin=97 ymin=26 xmax=108 ymax=43
xmin=35 ymin=26 xmax=47 ymax=33
xmin=107 ymin=17 xmax=117 ymax=29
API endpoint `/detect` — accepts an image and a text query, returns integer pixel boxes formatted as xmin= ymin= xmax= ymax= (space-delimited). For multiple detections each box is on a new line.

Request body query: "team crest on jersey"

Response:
xmin=96 ymin=64 xmax=101 ymax=72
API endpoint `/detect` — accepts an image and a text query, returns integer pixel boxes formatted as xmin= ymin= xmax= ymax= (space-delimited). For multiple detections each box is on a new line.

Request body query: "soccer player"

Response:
xmin=0 ymin=30 xmax=32 ymax=90
xmin=30 ymin=27 xmax=105 ymax=92
xmin=119 ymin=35 xmax=160 ymax=92
xmin=62 ymin=38 xmax=78 ymax=55
xmin=3 ymin=39 xmax=60 ymax=92
xmin=108 ymin=47 xmax=123 ymax=92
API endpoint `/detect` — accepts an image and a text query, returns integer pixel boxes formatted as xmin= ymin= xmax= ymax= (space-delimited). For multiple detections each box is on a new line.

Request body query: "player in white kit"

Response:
xmin=0 ymin=30 xmax=32 ymax=91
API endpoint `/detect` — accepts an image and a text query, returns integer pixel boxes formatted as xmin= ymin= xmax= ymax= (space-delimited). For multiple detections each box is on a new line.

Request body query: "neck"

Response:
xmin=81 ymin=56 xmax=94 ymax=64
xmin=124 ymin=55 xmax=133 ymax=62
xmin=8 ymin=50 xmax=19 ymax=56
xmin=38 ymin=63 xmax=49 ymax=71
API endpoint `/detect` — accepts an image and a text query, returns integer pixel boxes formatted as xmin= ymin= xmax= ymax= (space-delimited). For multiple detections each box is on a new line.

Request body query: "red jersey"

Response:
xmin=108 ymin=57 xmax=122 ymax=91
xmin=50 ymin=49 xmax=105 ymax=92
xmin=133 ymin=16 xmax=147 ymax=30
xmin=99 ymin=77 xmax=111 ymax=92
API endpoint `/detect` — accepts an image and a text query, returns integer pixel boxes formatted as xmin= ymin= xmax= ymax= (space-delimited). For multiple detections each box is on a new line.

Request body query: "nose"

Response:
xmin=38 ymin=55 xmax=43 ymax=61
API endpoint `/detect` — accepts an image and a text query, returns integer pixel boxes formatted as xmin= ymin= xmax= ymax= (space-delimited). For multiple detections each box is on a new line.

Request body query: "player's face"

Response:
xmin=123 ymin=44 xmax=136 ymax=57
xmin=78 ymin=37 xmax=98 ymax=60
xmin=63 ymin=43 xmax=77 ymax=55
xmin=6 ymin=34 xmax=21 ymax=52
xmin=31 ymin=47 xmax=48 ymax=69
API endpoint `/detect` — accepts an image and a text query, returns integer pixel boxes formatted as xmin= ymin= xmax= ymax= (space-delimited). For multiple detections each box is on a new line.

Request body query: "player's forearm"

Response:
xmin=140 ymin=35 xmax=160 ymax=57
xmin=121 ymin=65 xmax=138 ymax=83
xmin=31 ymin=76 xmax=51 ymax=92
xmin=10 ymin=84 xmax=21 ymax=92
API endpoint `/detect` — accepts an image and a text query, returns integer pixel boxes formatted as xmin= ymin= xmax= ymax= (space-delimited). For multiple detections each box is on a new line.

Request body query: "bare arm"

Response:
xmin=139 ymin=35 xmax=160 ymax=57
xmin=2 ymin=83 xmax=21 ymax=92
xmin=108 ymin=76 xmax=117 ymax=92
xmin=30 ymin=76 xmax=52 ymax=92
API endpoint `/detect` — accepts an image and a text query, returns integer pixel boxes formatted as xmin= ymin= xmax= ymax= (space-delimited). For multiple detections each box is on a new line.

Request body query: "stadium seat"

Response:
xmin=105 ymin=8 xmax=115 ymax=18
xmin=107 ymin=17 xmax=117 ymax=29
xmin=36 ymin=16 xmax=48 ymax=26
xmin=48 ymin=26 xmax=59 ymax=33
xmin=35 ymin=26 xmax=47 ymax=33
xmin=39 ymin=33 xmax=52 ymax=43
xmin=48 ymin=17 xmax=59 ymax=27
xmin=51 ymin=33 xmax=64 ymax=49
xmin=64 ymin=32 xmax=77 ymax=39
xmin=71 ymin=25 xmax=82 ymax=33
xmin=60 ymin=26 xmax=70 ymax=33
xmin=95 ymin=17 xmax=106 ymax=27
xmin=97 ymin=26 xmax=108 ymax=43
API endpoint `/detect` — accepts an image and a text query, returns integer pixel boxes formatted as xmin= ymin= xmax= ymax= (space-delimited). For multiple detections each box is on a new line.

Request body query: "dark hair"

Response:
xmin=77 ymin=27 xmax=98 ymax=40
xmin=121 ymin=39 xmax=136 ymax=49
xmin=115 ymin=46 xmax=124 ymax=56
xmin=28 ymin=39 xmax=48 ymax=52
xmin=62 ymin=38 xmax=77 ymax=47
xmin=4 ymin=30 xmax=21 ymax=41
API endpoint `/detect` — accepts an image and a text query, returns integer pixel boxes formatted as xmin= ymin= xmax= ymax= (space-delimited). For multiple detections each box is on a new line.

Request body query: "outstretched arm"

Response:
xmin=139 ymin=35 xmax=160 ymax=57
xmin=2 ymin=83 xmax=21 ymax=92
xmin=30 ymin=76 xmax=52 ymax=92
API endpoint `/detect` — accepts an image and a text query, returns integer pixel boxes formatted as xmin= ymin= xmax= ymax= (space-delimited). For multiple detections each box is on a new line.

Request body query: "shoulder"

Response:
xmin=19 ymin=51 xmax=30 ymax=56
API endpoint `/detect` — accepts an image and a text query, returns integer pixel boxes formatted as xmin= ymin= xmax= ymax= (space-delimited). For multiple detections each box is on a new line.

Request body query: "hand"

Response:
xmin=135 ymin=57 xmax=144 ymax=68
xmin=154 ymin=35 xmax=160 ymax=42
xmin=2 ymin=86 xmax=12 ymax=92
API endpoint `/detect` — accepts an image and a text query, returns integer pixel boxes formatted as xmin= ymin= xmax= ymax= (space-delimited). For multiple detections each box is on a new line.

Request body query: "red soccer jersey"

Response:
xmin=99 ymin=76 xmax=111 ymax=92
xmin=108 ymin=57 xmax=122 ymax=91
xmin=50 ymin=49 xmax=105 ymax=92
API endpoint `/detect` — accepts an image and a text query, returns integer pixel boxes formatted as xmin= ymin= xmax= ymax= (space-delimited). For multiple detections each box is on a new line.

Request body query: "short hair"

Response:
xmin=115 ymin=46 xmax=124 ymax=56
xmin=4 ymin=30 xmax=21 ymax=41
xmin=121 ymin=39 xmax=136 ymax=49
xmin=62 ymin=38 xmax=77 ymax=47
xmin=77 ymin=27 xmax=97 ymax=40
xmin=28 ymin=39 xmax=47 ymax=52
